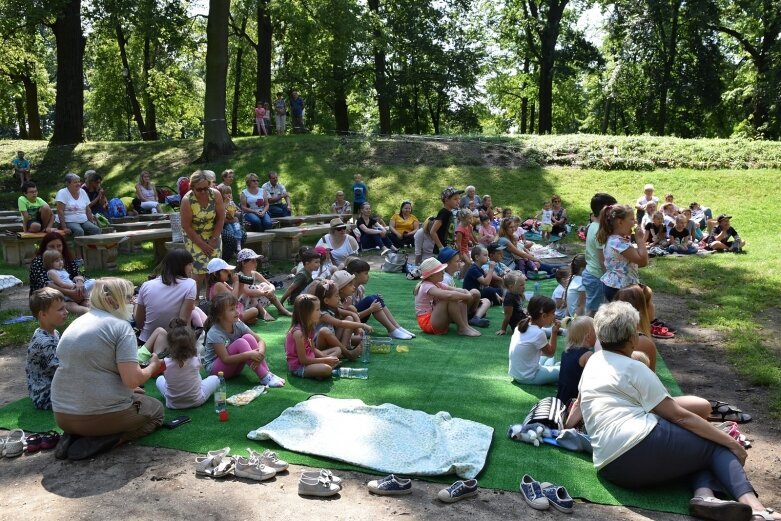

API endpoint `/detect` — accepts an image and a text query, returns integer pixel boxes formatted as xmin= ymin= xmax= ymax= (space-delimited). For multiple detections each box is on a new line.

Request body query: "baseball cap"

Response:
xmin=437 ymin=247 xmax=459 ymax=264
xmin=207 ymin=258 xmax=235 ymax=273
xmin=486 ymin=242 xmax=506 ymax=253
xmin=236 ymin=248 xmax=260 ymax=263
xmin=314 ymin=245 xmax=329 ymax=256
xmin=717 ymin=214 xmax=732 ymax=222
xmin=441 ymin=186 xmax=464 ymax=201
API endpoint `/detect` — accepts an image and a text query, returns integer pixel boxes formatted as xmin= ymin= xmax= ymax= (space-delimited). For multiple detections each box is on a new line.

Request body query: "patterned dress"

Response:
xmin=185 ymin=189 xmax=221 ymax=275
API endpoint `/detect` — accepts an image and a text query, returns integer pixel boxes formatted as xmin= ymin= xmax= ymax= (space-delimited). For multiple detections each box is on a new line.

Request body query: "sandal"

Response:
xmin=2 ymin=429 xmax=25 ymax=457
xmin=26 ymin=433 xmax=42 ymax=454
xmin=708 ymin=404 xmax=752 ymax=424
xmin=40 ymin=431 xmax=61 ymax=450
xmin=651 ymin=324 xmax=675 ymax=339
xmin=752 ymin=508 xmax=777 ymax=520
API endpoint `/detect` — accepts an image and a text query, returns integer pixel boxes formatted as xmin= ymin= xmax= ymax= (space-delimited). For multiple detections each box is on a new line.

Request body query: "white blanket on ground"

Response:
xmin=247 ymin=396 xmax=493 ymax=479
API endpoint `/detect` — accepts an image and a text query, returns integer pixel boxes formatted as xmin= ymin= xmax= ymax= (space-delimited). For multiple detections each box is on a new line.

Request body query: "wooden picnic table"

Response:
xmin=75 ymin=228 xmax=171 ymax=270
xmin=271 ymin=213 xmax=345 ymax=227
xmin=268 ymin=223 xmax=353 ymax=261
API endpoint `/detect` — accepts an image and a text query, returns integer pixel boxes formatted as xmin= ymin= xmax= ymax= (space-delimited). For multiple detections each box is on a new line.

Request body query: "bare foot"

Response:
xmin=458 ymin=328 xmax=481 ymax=337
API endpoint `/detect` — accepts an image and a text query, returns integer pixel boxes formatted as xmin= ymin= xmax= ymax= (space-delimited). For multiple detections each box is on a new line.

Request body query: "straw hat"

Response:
xmin=419 ymin=258 xmax=446 ymax=279
xmin=331 ymin=270 xmax=356 ymax=289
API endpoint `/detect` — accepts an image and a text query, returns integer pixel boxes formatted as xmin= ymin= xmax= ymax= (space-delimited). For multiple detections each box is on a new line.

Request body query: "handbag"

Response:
xmin=521 ymin=396 xmax=566 ymax=431
xmin=382 ymin=251 xmax=408 ymax=273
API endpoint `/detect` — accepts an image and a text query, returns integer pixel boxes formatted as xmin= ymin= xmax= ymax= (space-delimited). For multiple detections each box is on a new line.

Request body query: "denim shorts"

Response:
xmin=290 ymin=366 xmax=306 ymax=378
xmin=582 ymin=269 xmax=605 ymax=312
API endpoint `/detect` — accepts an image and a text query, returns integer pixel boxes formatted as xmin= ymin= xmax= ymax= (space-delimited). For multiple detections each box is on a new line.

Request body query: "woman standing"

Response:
xmin=240 ymin=173 xmax=272 ymax=232
xmin=581 ymin=301 xmax=779 ymax=521
xmin=389 ymin=201 xmax=419 ymax=249
xmin=180 ymin=170 xmax=225 ymax=295
xmin=550 ymin=195 xmax=568 ymax=236
xmin=134 ymin=171 xmax=162 ymax=214
xmin=356 ymin=202 xmax=395 ymax=255
xmin=317 ymin=218 xmax=359 ymax=268
xmin=56 ymin=173 xmax=101 ymax=238
xmin=28 ymin=232 xmax=89 ymax=315
xmin=51 ymin=278 xmax=164 ymax=460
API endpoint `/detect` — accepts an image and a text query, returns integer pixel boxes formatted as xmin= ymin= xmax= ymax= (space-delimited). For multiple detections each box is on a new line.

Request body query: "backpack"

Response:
xmin=521 ymin=396 xmax=566 ymax=431
xmin=177 ymin=177 xmax=190 ymax=199
xmin=107 ymin=198 xmax=127 ymax=218
xmin=382 ymin=252 xmax=408 ymax=273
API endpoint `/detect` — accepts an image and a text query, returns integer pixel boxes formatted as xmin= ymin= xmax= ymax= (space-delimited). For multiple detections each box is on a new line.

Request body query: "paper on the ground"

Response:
xmin=247 ymin=396 xmax=493 ymax=479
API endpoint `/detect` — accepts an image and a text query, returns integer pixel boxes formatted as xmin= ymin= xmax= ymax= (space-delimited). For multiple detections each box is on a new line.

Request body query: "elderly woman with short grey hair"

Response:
xmin=460 ymin=185 xmax=480 ymax=208
xmin=580 ymin=301 xmax=779 ymax=521
xmin=56 ymin=173 xmax=101 ymax=237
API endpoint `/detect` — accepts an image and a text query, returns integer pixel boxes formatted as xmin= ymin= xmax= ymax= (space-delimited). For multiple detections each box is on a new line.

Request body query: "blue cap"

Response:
xmin=437 ymin=247 xmax=459 ymax=263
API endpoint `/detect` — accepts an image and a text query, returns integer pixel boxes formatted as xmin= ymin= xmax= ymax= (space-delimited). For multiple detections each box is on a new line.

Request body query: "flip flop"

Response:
xmin=708 ymin=404 xmax=752 ymax=424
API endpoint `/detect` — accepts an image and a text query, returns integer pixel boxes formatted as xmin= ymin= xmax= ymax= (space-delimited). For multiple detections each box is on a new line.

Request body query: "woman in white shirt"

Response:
xmin=56 ymin=173 xmax=101 ymax=237
xmin=581 ymin=302 xmax=778 ymax=521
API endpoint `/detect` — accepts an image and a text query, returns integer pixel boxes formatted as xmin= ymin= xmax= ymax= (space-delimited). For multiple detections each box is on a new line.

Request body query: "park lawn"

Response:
xmin=1 ymin=135 xmax=780 ymax=411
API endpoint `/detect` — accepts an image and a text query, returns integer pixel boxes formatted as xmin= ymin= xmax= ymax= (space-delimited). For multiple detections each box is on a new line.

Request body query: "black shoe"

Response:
xmin=54 ymin=432 xmax=79 ymax=460
xmin=688 ymin=496 xmax=751 ymax=521
xmin=67 ymin=434 xmax=121 ymax=461
xmin=468 ymin=317 xmax=490 ymax=328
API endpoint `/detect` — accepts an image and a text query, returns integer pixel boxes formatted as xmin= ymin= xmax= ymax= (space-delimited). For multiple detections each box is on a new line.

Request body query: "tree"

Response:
xmin=49 ymin=0 xmax=85 ymax=145
xmin=368 ymin=0 xmax=391 ymax=134
xmin=199 ymin=0 xmax=236 ymax=161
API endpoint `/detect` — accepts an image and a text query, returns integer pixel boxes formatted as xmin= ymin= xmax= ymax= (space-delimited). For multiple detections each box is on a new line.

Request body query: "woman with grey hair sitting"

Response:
xmin=55 ymin=172 xmax=101 ymax=237
xmin=580 ymin=301 xmax=778 ymax=521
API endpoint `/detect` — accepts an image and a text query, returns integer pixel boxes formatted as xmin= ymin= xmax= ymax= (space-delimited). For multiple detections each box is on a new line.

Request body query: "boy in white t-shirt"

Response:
xmin=537 ymin=201 xmax=554 ymax=244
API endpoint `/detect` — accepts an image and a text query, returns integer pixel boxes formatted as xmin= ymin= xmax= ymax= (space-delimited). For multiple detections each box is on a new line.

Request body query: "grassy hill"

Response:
xmin=1 ymin=134 xmax=780 ymax=411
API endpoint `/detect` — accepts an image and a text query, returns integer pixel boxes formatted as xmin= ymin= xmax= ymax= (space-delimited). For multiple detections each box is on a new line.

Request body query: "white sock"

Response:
xmin=390 ymin=328 xmax=412 ymax=340
xmin=399 ymin=327 xmax=416 ymax=338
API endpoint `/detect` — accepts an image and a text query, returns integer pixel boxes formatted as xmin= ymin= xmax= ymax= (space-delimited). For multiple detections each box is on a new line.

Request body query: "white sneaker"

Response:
xmin=390 ymin=328 xmax=413 ymax=340
xmin=234 ymin=456 xmax=276 ymax=481
xmin=248 ymin=448 xmax=289 ymax=471
xmin=299 ymin=476 xmax=340 ymax=497
xmin=259 ymin=372 xmax=286 ymax=388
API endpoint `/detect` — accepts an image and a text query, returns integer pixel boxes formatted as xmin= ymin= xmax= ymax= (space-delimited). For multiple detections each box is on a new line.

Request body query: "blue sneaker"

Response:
xmin=437 ymin=479 xmax=479 ymax=503
xmin=520 ymin=474 xmax=549 ymax=510
xmin=367 ymin=474 xmax=412 ymax=495
xmin=540 ymin=482 xmax=574 ymax=513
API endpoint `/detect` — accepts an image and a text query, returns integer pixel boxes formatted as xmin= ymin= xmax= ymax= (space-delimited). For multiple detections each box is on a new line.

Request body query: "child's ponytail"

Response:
xmin=596 ymin=204 xmax=632 ymax=245
xmin=523 ymin=295 xmax=556 ymax=332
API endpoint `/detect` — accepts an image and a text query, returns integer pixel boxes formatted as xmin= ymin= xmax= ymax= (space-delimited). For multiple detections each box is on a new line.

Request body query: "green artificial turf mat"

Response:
xmin=0 ymin=272 xmax=688 ymax=514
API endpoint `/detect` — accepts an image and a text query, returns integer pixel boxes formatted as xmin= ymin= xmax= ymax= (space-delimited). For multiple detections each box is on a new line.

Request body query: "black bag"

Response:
xmin=522 ymin=396 xmax=566 ymax=431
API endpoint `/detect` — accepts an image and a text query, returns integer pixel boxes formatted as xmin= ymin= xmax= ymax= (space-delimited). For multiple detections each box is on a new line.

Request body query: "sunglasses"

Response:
xmin=334 ymin=226 xmax=347 ymax=231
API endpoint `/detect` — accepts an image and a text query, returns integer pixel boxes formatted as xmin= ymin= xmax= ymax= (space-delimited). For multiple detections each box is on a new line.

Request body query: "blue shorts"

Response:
xmin=290 ymin=366 xmax=306 ymax=378
xmin=582 ymin=269 xmax=605 ymax=312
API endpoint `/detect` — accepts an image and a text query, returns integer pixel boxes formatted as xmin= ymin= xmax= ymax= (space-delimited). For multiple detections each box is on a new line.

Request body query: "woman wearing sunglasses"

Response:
xmin=180 ymin=170 xmax=225 ymax=296
xmin=317 ymin=218 xmax=358 ymax=268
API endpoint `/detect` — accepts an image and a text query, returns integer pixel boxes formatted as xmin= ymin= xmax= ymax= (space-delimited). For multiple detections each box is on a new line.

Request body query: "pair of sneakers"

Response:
xmin=235 ymin=448 xmax=289 ymax=481
xmin=298 ymin=469 xmax=344 ymax=497
xmin=520 ymin=474 xmax=574 ymax=514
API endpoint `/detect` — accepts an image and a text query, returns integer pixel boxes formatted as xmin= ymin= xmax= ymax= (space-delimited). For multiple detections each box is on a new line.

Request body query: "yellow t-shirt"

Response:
xmin=390 ymin=213 xmax=419 ymax=235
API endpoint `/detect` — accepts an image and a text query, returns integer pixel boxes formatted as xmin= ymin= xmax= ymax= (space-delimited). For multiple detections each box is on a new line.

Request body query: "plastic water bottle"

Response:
xmin=333 ymin=367 xmax=368 ymax=379
xmin=360 ymin=338 xmax=370 ymax=364
xmin=533 ymin=282 xmax=540 ymax=295
xmin=214 ymin=371 xmax=227 ymax=413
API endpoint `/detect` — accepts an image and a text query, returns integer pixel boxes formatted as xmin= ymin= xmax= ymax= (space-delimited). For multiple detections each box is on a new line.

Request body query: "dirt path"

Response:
xmin=1 ymin=285 xmax=778 ymax=520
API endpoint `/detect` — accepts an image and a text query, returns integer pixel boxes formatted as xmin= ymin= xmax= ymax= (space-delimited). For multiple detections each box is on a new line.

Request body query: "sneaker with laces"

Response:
xmin=234 ymin=456 xmax=276 ymax=481
xmin=437 ymin=479 xmax=479 ymax=503
xmin=248 ymin=448 xmax=289 ymax=471
xmin=367 ymin=474 xmax=412 ymax=495
xmin=539 ymin=482 xmax=574 ymax=513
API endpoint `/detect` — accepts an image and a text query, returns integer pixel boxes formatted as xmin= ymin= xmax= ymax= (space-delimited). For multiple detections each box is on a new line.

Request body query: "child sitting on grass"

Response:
xmin=280 ymin=248 xmax=321 ymax=306
xmin=26 ymin=288 xmax=67 ymax=410
xmin=644 ymin=210 xmax=668 ymax=247
xmin=203 ymin=293 xmax=285 ymax=387
xmin=285 ymin=294 xmax=340 ymax=379
xmin=705 ymin=214 xmax=745 ymax=253
xmin=508 ymin=295 xmax=560 ymax=385
xmin=556 ymin=316 xmax=595 ymax=405
xmin=667 ymin=214 xmax=698 ymax=254
xmin=438 ymin=247 xmax=490 ymax=328
xmin=155 ymin=318 xmax=220 ymax=409
xmin=310 ymin=279 xmax=369 ymax=360
xmin=207 ymin=258 xmax=259 ymax=325
xmin=236 ymin=248 xmax=291 ymax=321
xmin=551 ymin=268 xmax=570 ymax=320
xmin=413 ymin=258 xmax=481 ymax=337
xmin=477 ymin=213 xmax=497 ymax=245
xmin=43 ymin=249 xmax=94 ymax=314
xmin=462 ymin=245 xmax=503 ymax=306
xmin=482 ymin=242 xmax=510 ymax=288
xmin=344 ymin=258 xmax=415 ymax=339
xmin=331 ymin=270 xmax=369 ymax=348
xmin=496 ymin=270 xmax=527 ymax=336
xmin=565 ymin=254 xmax=587 ymax=317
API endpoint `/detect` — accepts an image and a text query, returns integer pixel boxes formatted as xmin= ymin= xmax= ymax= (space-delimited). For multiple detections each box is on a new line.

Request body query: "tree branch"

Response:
xmin=714 ymin=25 xmax=761 ymax=65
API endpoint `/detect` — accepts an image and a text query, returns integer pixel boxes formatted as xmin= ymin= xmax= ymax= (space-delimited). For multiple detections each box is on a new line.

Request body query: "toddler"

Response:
xmin=537 ymin=201 xmax=554 ymax=243
xmin=556 ymin=316 xmax=595 ymax=405
xmin=26 ymin=288 xmax=67 ymax=410
xmin=508 ymin=295 xmax=560 ymax=385
xmin=496 ymin=270 xmax=527 ymax=335
xmin=219 ymin=185 xmax=243 ymax=252
xmin=156 ymin=319 xmax=221 ymax=409
xmin=285 ymin=294 xmax=340 ymax=379
xmin=203 ymin=293 xmax=285 ymax=387
xmin=43 ymin=249 xmax=94 ymax=314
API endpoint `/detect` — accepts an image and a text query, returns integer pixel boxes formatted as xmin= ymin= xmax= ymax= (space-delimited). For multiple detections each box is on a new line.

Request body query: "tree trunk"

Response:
xmin=333 ymin=78 xmax=350 ymax=135
xmin=116 ymin=24 xmax=149 ymax=140
xmin=536 ymin=0 xmax=568 ymax=135
xmin=142 ymin=34 xmax=159 ymax=140
xmin=601 ymin=96 xmax=611 ymax=134
xmin=231 ymin=14 xmax=247 ymax=136
xmin=199 ymin=0 xmax=236 ymax=162
xmin=254 ymin=0 xmax=272 ymax=134
xmin=655 ymin=0 xmax=681 ymax=135
xmin=368 ymin=0 xmax=390 ymax=135
xmin=520 ymin=56 xmax=530 ymax=134
xmin=21 ymin=74 xmax=42 ymax=139
xmin=50 ymin=0 xmax=84 ymax=146
xmin=14 ymin=97 xmax=28 ymax=139
xmin=529 ymin=101 xmax=536 ymax=134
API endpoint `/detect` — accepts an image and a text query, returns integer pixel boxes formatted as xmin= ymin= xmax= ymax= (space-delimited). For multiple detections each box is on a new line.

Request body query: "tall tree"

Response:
xmin=50 ymin=0 xmax=85 ymax=145
xmin=368 ymin=0 xmax=391 ymax=134
xmin=200 ymin=0 xmax=236 ymax=161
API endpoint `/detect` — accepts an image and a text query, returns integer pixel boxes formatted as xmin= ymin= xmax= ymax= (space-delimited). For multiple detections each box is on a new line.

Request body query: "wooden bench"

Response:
xmin=271 ymin=213 xmax=345 ymax=228
xmin=75 ymin=228 xmax=172 ymax=270
xmin=0 ymin=215 xmax=23 ymax=223
xmin=108 ymin=213 xmax=171 ymax=224
xmin=0 ymin=210 xmax=19 ymax=217
xmin=268 ymin=223 xmax=352 ymax=261
xmin=165 ymin=231 xmax=275 ymax=258
xmin=112 ymin=221 xmax=171 ymax=253
xmin=0 ymin=223 xmax=23 ymax=233
xmin=0 ymin=235 xmax=40 ymax=265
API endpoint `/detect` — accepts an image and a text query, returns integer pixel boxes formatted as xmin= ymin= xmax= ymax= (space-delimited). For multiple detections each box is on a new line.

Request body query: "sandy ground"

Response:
xmin=1 ymin=257 xmax=779 ymax=521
